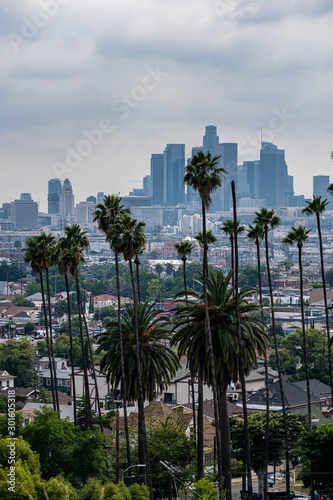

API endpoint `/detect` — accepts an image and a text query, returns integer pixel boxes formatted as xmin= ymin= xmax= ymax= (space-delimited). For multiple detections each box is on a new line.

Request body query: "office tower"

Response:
xmin=217 ymin=142 xmax=237 ymax=211
xmin=86 ymin=195 xmax=96 ymax=204
xmin=245 ymin=160 xmax=261 ymax=199
xmin=20 ymin=193 xmax=32 ymax=201
xmin=59 ymin=178 xmax=75 ymax=220
xmin=76 ymin=202 xmax=96 ymax=224
xmin=151 ymin=154 xmax=164 ymax=205
xmin=143 ymin=175 xmax=151 ymax=197
xmin=236 ymin=165 xmax=250 ymax=199
xmin=259 ymin=142 xmax=287 ymax=209
xmin=10 ymin=200 xmax=38 ymax=229
xmin=286 ymin=175 xmax=295 ymax=206
xmin=48 ymin=178 xmax=62 ymax=214
xmin=189 ymin=126 xmax=237 ymax=211
xmin=97 ymin=192 xmax=104 ymax=205
xmin=163 ymin=144 xmax=185 ymax=206
xmin=313 ymin=175 xmax=330 ymax=199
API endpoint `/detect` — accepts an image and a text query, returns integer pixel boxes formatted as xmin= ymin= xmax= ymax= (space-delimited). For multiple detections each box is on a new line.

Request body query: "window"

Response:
xmin=100 ymin=402 xmax=104 ymax=408
xmin=66 ymin=380 xmax=70 ymax=387
xmin=46 ymin=379 xmax=51 ymax=386
xmin=58 ymin=379 xmax=63 ymax=386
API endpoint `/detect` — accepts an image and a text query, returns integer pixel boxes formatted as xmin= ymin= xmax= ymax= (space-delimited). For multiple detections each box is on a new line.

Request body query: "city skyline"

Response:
xmin=1 ymin=1 xmax=332 ymax=211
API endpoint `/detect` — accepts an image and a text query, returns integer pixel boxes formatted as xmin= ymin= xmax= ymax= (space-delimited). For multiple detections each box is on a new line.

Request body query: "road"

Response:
xmin=232 ymin=480 xmax=259 ymax=500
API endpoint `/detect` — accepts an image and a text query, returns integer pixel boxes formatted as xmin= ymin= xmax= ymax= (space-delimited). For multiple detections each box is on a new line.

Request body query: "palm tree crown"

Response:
xmin=253 ymin=208 xmax=281 ymax=230
xmin=282 ymin=225 xmax=311 ymax=248
xmin=302 ymin=195 xmax=329 ymax=217
xmin=93 ymin=194 xmax=131 ymax=232
xmin=174 ymin=241 xmax=194 ymax=263
xmin=96 ymin=302 xmax=180 ymax=401
xmin=221 ymin=219 xmax=245 ymax=241
xmin=184 ymin=151 xmax=226 ymax=208
xmin=247 ymin=223 xmax=264 ymax=244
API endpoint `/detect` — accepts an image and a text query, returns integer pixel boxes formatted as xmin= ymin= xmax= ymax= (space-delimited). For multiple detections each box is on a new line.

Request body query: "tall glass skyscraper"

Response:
xmin=48 ymin=178 xmax=62 ymax=214
xmin=163 ymin=144 xmax=185 ymax=206
xmin=259 ymin=142 xmax=287 ymax=208
xmin=151 ymin=154 xmax=164 ymax=205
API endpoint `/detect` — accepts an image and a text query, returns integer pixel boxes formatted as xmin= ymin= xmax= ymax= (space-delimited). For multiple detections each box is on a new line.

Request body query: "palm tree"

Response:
xmin=24 ymin=235 xmax=58 ymax=412
xmin=174 ymin=241 xmax=194 ymax=294
xmin=96 ymin=302 xmax=180 ymax=401
xmin=194 ymin=230 xmax=217 ymax=265
xmin=184 ymin=150 xmax=227 ymax=489
xmin=109 ymin=215 xmax=151 ymax=493
xmin=247 ymin=222 xmax=270 ymax=500
xmin=63 ymin=225 xmax=93 ymax=429
xmin=327 ymin=184 xmax=333 ymax=195
xmin=302 ymin=197 xmax=333 ymax=407
xmin=254 ymin=208 xmax=292 ymax=499
xmin=171 ymin=269 xmax=268 ymax=500
xmin=283 ymin=226 xmax=312 ymax=429
xmin=174 ymin=240 xmax=196 ymax=442
xmin=53 ymin=241 xmax=77 ymax=425
xmin=220 ymin=219 xmax=245 ymax=284
xmin=93 ymin=195 xmax=132 ymax=464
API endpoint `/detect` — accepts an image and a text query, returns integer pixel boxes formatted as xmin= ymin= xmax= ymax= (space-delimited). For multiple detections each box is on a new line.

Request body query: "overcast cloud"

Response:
xmin=1 ymin=0 xmax=332 ymax=211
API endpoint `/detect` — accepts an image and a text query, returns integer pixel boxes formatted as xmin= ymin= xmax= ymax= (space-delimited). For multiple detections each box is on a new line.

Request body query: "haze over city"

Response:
xmin=1 ymin=0 xmax=332 ymax=211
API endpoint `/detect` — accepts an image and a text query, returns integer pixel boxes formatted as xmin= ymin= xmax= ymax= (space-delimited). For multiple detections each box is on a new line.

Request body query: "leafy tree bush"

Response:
xmin=0 ymin=338 xmax=35 ymax=387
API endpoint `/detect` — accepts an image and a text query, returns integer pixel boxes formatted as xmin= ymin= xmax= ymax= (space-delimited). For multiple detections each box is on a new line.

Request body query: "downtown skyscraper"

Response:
xmin=150 ymin=145 xmax=185 ymax=206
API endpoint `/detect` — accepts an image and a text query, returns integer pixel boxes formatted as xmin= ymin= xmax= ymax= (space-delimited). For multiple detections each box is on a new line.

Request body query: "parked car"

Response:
xmin=267 ymin=491 xmax=295 ymax=500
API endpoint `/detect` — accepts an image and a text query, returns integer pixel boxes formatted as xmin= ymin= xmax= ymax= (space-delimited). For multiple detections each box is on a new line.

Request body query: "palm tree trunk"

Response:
xmin=183 ymin=256 xmax=197 ymax=450
xmin=197 ymin=377 xmax=204 ymax=479
xmin=201 ymin=200 xmax=223 ymax=489
xmin=115 ymin=251 xmax=131 ymax=468
xmin=135 ymin=256 xmax=141 ymax=303
xmin=256 ymin=239 xmax=270 ymax=500
xmin=129 ymin=259 xmax=152 ymax=499
xmin=299 ymin=243 xmax=314 ymax=500
xmin=75 ymin=276 xmax=92 ymax=429
xmin=316 ymin=214 xmax=333 ymax=407
xmin=40 ymin=272 xmax=56 ymax=411
xmin=219 ymin=386 xmax=232 ymax=500
xmin=81 ymin=301 xmax=104 ymax=432
xmin=45 ymin=268 xmax=59 ymax=413
xmin=264 ymin=226 xmax=290 ymax=500
xmin=232 ymin=181 xmax=252 ymax=500
xmin=231 ymin=237 xmax=234 ymax=288
xmin=65 ymin=274 xmax=77 ymax=426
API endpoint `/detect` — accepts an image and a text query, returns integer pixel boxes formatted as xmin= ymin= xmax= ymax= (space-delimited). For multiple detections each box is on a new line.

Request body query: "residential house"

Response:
xmin=0 ymin=370 xmax=15 ymax=388
xmin=37 ymin=357 xmax=73 ymax=395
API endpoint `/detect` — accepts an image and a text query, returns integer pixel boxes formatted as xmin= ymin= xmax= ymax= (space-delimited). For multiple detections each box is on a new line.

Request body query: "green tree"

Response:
xmin=220 ymin=219 xmax=244 ymax=284
xmin=24 ymin=233 xmax=59 ymax=411
xmin=155 ymin=263 xmax=163 ymax=277
xmin=24 ymin=322 xmax=35 ymax=335
xmin=231 ymin=412 xmax=304 ymax=495
xmin=0 ymin=338 xmax=35 ymax=387
xmin=97 ymin=302 xmax=179 ymax=402
xmin=172 ymin=270 xmax=268 ymax=499
xmin=282 ymin=226 xmax=312 ymax=435
xmin=12 ymin=296 xmax=35 ymax=307
xmin=109 ymin=215 xmax=151 ymax=488
xmin=93 ymin=194 xmax=132 ymax=466
xmin=147 ymin=278 xmax=165 ymax=302
xmin=302 ymin=196 xmax=333 ymax=406
xmin=254 ymin=208 xmax=292 ymax=498
xmin=299 ymin=423 xmax=333 ymax=490
xmin=185 ymin=149 xmax=227 ymax=484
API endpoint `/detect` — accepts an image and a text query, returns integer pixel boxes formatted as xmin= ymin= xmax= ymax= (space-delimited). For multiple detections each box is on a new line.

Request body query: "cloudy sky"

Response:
xmin=1 ymin=0 xmax=332 ymax=212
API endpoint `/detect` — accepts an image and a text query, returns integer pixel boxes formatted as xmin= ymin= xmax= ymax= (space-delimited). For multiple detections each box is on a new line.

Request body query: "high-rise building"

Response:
xmin=151 ymin=153 xmax=164 ymax=205
xmin=190 ymin=126 xmax=237 ymax=211
xmin=143 ymin=175 xmax=151 ymax=197
xmin=259 ymin=142 xmax=287 ymax=209
xmin=163 ymin=144 xmax=185 ymax=206
xmin=86 ymin=195 xmax=96 ymax=204
xmin=20 ymin=193 xmax=32 ymax=201
xmin=97 ymin=192 xmax=104 ymax=205
xmin=313 ymin=175 xmax=330 ymax=200
xmin=76 ymin=202 xmax=96 ymax=224
xmin=10 ymin=200 xmax=38 ymax=230
xmin=59 ymin=179 xmax=75 ymax=221
xmin=48 ymin=178 xmax=62 ymax=214
xmin=244 ymin=160 xmax=261 ymax=199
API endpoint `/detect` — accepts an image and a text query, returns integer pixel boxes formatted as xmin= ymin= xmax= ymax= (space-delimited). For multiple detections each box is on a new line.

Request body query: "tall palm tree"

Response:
xmin=282 ymin=226 xmax=312 ymax=430
xmin=247 ymin=222 xmax=270 ymax=500
xmin=53 ymin=241 xmax=77 ymax=425
xmin=63 ymin=226 xmax=93 ymax=429
xmin=194 ymin=230 xmax=217 ymax=265
xmin=327 ymin=184 xmax=333 ymax=195
xmin=174 ymin=241 xmax=194 ymax=294
xmin=93 ymin=195 xmax=132 ymax=464
xmin=220 ymin=219 xmax=245 ymax=285
xmin=24 ymin=235 xmax=58 ymax=412
xmin=109 ymin=215 xmax=151 ymax=494
xmin=303 ymin=196 xmax=333 ymax=407
xmin=185 ymin=150 xmax=227 ymax=486
xmin=254 ymin=208 xmax=292 ymax=499
xmin=174 ymin=240 xmax=196 ymax=443
xmin=171 ymin=269 xmax=268 ymax=500
xmin=96 ymin=302 xmax=180 ymax=401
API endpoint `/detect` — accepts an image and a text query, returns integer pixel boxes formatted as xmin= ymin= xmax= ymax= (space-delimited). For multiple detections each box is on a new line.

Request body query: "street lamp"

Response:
xmin=121 ymin=464 xmax=146 ymax=483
